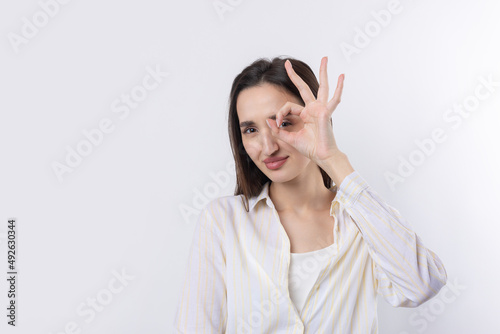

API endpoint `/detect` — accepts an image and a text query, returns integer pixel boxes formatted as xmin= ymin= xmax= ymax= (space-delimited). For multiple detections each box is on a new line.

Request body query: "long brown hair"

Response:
xmin=228 ymin=56 xmax=333 ymax=212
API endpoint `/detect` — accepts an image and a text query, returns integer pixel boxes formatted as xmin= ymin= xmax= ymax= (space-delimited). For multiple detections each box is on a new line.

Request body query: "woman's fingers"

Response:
xmin=274 ymin=101 xmax=304 ymax=128
xmin=317 ymin=57 xmax=329 ymax=104
xmin=327 ymin=74 xmax=344 ymax=113
xmin=266 ymin=117 xmax=297 ymax=146
xmin=285 ymin=60 xmax=316 ymax=105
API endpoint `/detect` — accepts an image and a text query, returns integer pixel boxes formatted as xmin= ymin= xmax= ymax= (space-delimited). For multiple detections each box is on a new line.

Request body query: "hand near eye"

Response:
xmin=265 ymin=57 xmax=344 ymax=166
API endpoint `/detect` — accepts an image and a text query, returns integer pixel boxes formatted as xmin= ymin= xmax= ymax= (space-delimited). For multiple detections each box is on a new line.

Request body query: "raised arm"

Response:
xmin=331 ymin=169 xmax=448 ymax=307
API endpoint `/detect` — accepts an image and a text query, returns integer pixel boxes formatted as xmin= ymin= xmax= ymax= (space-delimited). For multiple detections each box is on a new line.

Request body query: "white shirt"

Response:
xmin=288 ymin=242 xmax=337 ymax=314
xmin=172 ymin=170 xmax=448 ymax=333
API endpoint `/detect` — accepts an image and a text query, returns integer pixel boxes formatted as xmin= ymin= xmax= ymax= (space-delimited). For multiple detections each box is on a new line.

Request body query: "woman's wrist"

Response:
xmin=317 ymin=150 xmax=355 ymax=187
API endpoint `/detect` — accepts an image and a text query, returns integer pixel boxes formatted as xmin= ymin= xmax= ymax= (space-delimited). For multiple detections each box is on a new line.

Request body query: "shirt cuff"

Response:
xmin=332 ymin=170 xmax=370 ymax=209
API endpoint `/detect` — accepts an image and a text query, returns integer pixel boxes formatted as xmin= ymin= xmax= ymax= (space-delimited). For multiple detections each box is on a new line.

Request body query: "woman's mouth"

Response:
xmin=264 ymin=157 xmax=288 ymax=170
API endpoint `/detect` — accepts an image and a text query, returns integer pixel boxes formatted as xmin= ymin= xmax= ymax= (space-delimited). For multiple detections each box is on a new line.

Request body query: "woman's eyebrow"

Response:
xmin=239 ymin=114 xmax=300 ymax=128
xmin=240 ymin=115 xmax=277 ymax=128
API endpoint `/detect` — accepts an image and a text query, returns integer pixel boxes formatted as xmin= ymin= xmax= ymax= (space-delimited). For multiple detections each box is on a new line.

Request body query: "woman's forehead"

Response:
xmin=237 ymin=85 xmax=300 ymax=118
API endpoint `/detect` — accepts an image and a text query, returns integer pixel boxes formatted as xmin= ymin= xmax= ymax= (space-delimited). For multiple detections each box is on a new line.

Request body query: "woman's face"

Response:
xmin=236 ymin=83 xmax=314 ymax=183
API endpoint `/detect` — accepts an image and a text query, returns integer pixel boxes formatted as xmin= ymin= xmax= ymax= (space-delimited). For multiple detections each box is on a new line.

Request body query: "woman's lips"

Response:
xmin=264 ymin=157 xmax=288 ymax=170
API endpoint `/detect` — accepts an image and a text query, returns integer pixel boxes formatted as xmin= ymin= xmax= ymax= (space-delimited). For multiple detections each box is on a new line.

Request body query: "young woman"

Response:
xmin=173 ymin=56 xmax=448 ymax=333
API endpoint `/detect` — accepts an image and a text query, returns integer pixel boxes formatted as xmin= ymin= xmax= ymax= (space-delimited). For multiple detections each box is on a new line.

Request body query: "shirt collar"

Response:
xmin=248 ymin=181 xmax=272 ymax=211
xmin=248 ymin=181 xmax=337 ymax=212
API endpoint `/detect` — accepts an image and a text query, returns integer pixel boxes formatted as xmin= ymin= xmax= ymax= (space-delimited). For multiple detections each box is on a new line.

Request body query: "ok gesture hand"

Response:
xmin=265 ymin=57 xmax=345 ymax=166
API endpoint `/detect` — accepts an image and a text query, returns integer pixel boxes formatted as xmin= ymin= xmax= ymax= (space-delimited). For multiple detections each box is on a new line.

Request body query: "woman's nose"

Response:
xmin=261 ymin=129 xmax=279 ymax=155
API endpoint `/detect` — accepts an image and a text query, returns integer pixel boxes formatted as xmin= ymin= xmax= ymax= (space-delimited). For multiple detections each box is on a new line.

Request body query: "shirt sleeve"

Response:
xmin=331 ymin=170 xmax=448 ymax=308
xmin=172 ymin=201 xmax=227 ymax=333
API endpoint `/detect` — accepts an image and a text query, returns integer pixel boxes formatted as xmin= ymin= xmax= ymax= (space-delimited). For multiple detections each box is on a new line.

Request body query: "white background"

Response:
xmin=1 ymin=0 xmax=499 ymax=333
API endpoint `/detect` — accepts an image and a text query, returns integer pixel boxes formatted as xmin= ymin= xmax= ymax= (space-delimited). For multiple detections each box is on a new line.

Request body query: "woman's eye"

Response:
xmin=280 ymin=121 xmax=292 ymax=128
xmin=243 ymin=121 xmax=292 ymax=134
xmin=243 ymin=128 xmax=255 ymax=134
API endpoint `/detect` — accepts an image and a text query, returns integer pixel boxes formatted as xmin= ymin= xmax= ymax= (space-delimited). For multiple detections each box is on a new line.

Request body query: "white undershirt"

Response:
xmin=288 ymin=242 xmax=336 ymax=314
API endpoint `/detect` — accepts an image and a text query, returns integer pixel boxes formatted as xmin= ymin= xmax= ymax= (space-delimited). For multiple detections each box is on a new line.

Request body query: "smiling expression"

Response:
xmin=237 ymin=83 xmax=315 ymax=182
